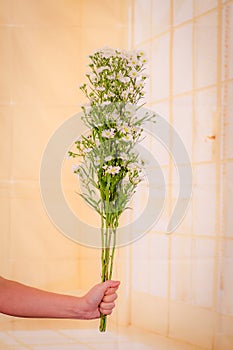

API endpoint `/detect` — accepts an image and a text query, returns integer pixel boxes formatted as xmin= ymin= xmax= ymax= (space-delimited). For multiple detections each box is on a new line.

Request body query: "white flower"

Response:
xmin=135 ymin=80 xmax=144 ymax=89
xmin=131 ymin=176 xmax=143 ymax=185
xmin=122 ymin=134 xmax=133 ymax=142
xmin=100 ymin=47 xmax=117 ymax=58
xmin=125 ymin=104 xmax=136 ymax=114
xmin=104 ymin=155 xmax=113 ymax=162
xmin=102 ymin=128 xmax=115 ymax=139
xmin=120 ymin=123 xmax=131 ymax=135
xmin=96 ymin=66 xmax=110 ymax=74
xmin=121 ymin=90 xmax=130 ymax=100
xmin=116 ymin=72 xmax=130 ymax=84
xmin=129 ymin=69 xmax=139 ymax=79
xmin=96 ymin=86 xmax=105 ymax=92
xmin=132 ymin=125 xmax=142 ymax=134
xmin=107 ymin=91 xmax=115 ymax=97
xmin=83 ymin=147 xmax=92 ymax=154
xmin=120 ymin=153 xmax=128 ymax=161
xmin=94 ymin=157 xmax=100 ymax=166
xmin=105 ymin=165 xmax=121 ymax=175
xmin=102 ymin=101 xmax=111 ymax=106
xmin=127 ymin=162 xmax=139 ymax=171
xmin=90 ymin=73 xmax=97 ymax=82
xmin=129 ymin=55 xmax=140 ymax=66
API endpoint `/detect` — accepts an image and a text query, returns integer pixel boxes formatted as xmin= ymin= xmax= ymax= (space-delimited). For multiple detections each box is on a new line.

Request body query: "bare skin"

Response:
xmin=0 ymin=276 xmax=120 ymax=320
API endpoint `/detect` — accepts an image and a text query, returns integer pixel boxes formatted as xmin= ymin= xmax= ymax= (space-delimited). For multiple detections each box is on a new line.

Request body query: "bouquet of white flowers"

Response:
xmin=69 ymin=47 xmax=155 ymax=331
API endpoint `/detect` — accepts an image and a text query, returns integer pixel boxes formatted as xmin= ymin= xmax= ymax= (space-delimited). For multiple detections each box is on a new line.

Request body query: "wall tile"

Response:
xmin=151 ymin=102 xmax=170 ymax=166
xmin=0 ymin=107 xmax=13 ymax=179
xmin=173 ymin=0 xmax=193 ymax=26
xmin=45 ymin=260 xmax=80 ymax=292
xmin=192 ymin=163 xmax=216 ymax=236
xmin=9 ymin=181 xmax=79 ymax=291
xmin=10 ymin=197 xmax=48 ymax=262
xmin=217 ymin=240 xmax=233 ymax=316
xmin=150 ymin=136 xmax=170 ymax=168
xmin=221 ymin=81 xmax=233 ymax=159
xmin=0 ymin=28 xmax=12 ymax=104
xmin=11 ymin=105 xmax=78 ymax=180
xmin=193 ymin=88 xmax=217 ymax=162
xmin=133 ymin=0 xmax=151 ymax=46
xmin=174 ymin=200 xmax=192 ymax=234
xmin=222 ymin=3 xmax=233 ymax=81
xmin=10 ymin=260 xmax=48 ymax=289
xmin=195 ymin=0 xmax=217 ymax=16
xmin=215 ymin=314 xmax=233 ymax=350
xmin=153 ymin=200 xmax=171 ymax=233
xmin=82 ymin=0 xmax=128 ymax=28
xmin=221 ymin=163 xmax=233 ymax=237
xmin=172 ymin=94 xmax=193 ymax=158
xmin=11 ymin=27 xmax=82 ymax=105
xmin=171 ymin=164 xmax=193 ymax=222
xmin=173 ymin=24 xmax=193 ymax=95
xmin=131 ymin=291 xmax=169 ymax=335
xmin=192 ymin=239 xmax=215 ymax=307
xmin=151 ymin=101 xmax=170 ymax=120
xmin=169 ymin=301 xmax=214 ymax=348
xmin=0 ymin=195 xmax=11 ymax=276
xmin=0 ymin=0 xmax=82 ymax=26
xmin=132 ymin=235 xmax=150 ymax=293
xmin=171 ymin=236 xmax=192 ymax=303
xmin=149 ymin=234 xmax=169 ymax=297
xmin=111 ymin=260 xmax=131 ymax=326
xmin=79 ymin=259 xmax=102 ymax=290
xmin=151 ymin=33 xmax=170 ymax=101
xmin=195 ymin=11 xmax=218 ymax=88
xmin=151 ymin=0 xmax=170 ymax=35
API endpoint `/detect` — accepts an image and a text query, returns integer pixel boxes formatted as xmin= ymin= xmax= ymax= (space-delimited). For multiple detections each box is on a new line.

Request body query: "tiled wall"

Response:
xmin=0 ymin=0 xmax=128 ymax=297
xmin=129 ymin=0 xmax=233 ymax=349
xmin=0 ymin=1 xmax=232 ymax=349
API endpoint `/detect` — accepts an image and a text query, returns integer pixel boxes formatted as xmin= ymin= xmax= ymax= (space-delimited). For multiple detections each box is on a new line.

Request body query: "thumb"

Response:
xmin=102 ymin=280 xmax=121 ymax=289
xmin=100 ymin=280 xmax=120 ymax=293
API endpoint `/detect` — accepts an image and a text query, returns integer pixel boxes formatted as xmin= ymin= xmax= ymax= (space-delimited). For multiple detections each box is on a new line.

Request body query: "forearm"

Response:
xmin=0 ymin=277 xmax=87 ymax=319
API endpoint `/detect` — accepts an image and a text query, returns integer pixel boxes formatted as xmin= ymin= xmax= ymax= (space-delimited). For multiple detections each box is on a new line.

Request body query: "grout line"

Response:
xmin=133 ymin=6 xmax=223 ymax=49
xmin=190 ymin=0 xmax=196 ymax=313
xmin=212 ymin=1 xmax=223 ymax=349
xmin=166 ymin=0 xmax=174 ymax=338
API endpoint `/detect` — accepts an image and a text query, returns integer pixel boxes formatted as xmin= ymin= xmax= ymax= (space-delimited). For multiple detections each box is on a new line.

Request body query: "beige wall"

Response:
xmin=129 ymin=0 xmax=233 ymax=349
xmin=0 ymin=1 xmax=233 ymax=349
xmin=0 ymin=0 xmax=128 ymax=294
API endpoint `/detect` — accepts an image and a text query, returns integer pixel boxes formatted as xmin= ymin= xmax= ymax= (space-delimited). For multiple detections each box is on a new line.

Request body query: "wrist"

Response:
xmin=78 ymin=296 xmax=99 ymax=320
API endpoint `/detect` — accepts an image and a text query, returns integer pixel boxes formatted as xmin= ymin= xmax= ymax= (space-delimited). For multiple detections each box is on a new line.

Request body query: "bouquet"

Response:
xmin=68 ymin=47 xmax=155 ymax=331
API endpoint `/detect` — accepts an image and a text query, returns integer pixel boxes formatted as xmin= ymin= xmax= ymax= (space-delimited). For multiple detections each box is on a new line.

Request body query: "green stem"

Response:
xmin=99 ymin=214 xmax=118 ymax=332
xmin=109 ymin=227 xmax=116 ymax=279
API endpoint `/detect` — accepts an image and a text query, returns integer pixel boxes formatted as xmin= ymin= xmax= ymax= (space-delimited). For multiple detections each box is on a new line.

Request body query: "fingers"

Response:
xmin=102 ymin=292 xmax=117 ymax=303
xmin=97 ymin=280 xmax=120 ymax=316
xmin=99 ymin=301 xmax=115 ymax=315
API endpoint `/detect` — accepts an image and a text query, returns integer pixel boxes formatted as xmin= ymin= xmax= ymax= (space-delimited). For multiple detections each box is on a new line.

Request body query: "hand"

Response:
xmin=81 ymin=280 xmax=120 ymax=319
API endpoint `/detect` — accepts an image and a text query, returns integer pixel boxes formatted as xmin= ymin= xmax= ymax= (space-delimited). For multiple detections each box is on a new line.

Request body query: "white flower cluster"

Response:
xmin=68 ymin=47 xmax=156 ymax=219
xmin=80 ymin=47 xmax=148 ymax=105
